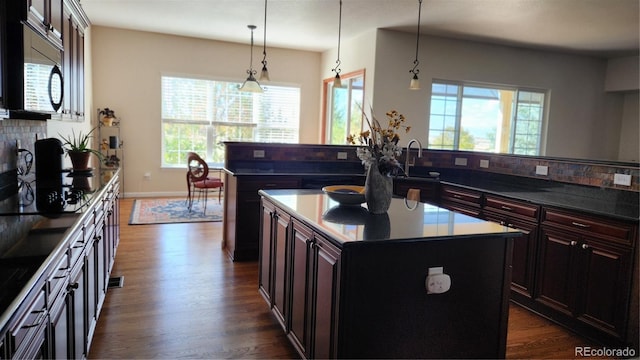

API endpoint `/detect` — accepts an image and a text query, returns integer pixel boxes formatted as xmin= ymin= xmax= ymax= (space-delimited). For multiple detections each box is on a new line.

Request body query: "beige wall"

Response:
xmin=322 ymin=29 xmax=637 ymax=163
xmin=90 ymin=26 xmax=321 ymax=197
xmin=90 ymin=25 xmax=637 ymax=197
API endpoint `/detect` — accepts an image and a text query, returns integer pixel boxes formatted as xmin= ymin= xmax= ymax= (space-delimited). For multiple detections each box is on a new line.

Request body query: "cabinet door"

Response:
xmin=259 ymin=202 xmax=275 ymax=303
xmin=69 ymin=258 xmax=86 ymax=359
xmin=289 ymin=220 xmax=313 ymax=356
xmin=575 ymin=237 xmax=631 ymax=337
xmin=74 ymin=25 xmax=84 ymax=117
xmin=272 ymin=211 xmax=290 ymax=327
xmin=49 ymin=290 xmax=70 ymax=359
xmin=535 ymin=226 xmax=580 ymax=315
xmin=484 ymin=213 xmax=538 ymax=298
xmin=311 ymin=235 xmax=341 ymax=360
xmin=61 ymin=7 xmax=74 ymax=118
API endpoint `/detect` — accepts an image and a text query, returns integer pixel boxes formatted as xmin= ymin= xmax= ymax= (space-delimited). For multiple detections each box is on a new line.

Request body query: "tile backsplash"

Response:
xmin=0 ymin=120 xmax=47 ymax=254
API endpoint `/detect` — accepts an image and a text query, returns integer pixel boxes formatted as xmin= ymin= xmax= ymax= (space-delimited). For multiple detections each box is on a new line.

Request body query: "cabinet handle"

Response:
xmin=68 ymin=282 xmax=79 ymax=290
xmin=570 ymin=241 xmax=578 ymax=246
xmin=501 ymin=205 xmax=512 ymax=211
xmin=452 ymin=194 xmax=462 ymax=199
xmin=571 ymin=221 xmax=591 ymax=228
xmin=582 ymin=244 xmax=589 ymax=250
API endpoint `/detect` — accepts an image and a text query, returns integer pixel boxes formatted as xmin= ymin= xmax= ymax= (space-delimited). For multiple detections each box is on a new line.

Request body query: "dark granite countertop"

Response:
xmin=259 ymin=189 xmax=520 ymax=246
xmin=435 ymin=172 xmax=639 ymax=222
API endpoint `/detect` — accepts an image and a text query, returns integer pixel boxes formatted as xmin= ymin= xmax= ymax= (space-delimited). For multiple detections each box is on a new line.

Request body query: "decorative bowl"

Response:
xmin=322 ymin=185 xmax=366 ymax=206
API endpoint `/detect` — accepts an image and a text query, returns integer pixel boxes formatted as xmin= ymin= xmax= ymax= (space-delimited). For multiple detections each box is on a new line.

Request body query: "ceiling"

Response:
xmin=80 ymin=0 xmax=639 ymax=58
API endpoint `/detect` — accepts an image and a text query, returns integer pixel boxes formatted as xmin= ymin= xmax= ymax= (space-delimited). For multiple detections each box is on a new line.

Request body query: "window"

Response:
xmin=161 ymin=75 xmax=300 ymax=167
xmin=323 ymin=70 xmax=365 ymax=144
xmin=429 ymin=81 xmax=546 ymax=155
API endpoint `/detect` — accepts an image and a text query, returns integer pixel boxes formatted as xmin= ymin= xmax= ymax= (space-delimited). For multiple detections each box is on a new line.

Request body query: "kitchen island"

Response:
xmin=259 ymin=189 xmax=520 ymax=359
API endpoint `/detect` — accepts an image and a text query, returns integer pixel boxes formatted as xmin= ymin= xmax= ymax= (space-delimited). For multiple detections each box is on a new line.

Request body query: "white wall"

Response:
xmin=90 ymin=26 xmax=321 ymax=197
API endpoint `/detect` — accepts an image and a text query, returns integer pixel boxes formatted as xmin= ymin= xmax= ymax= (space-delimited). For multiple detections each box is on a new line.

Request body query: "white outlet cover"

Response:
xmin=253 ymin=149 xmax=265 ymax=158
xmin=426 ymin=267 xmax=451 ymax=294
xmin=479 ymin=159 xmax=489 ymax=168
xmin=614 ymin=173 xmax=632 ymax=186
xmin=454 ymin=157 xmax=468 ymax=166
xmin=337 ymin=152 xmax=348 ymax=160
xmin=535 ymin=165 xmax=548 ymax=176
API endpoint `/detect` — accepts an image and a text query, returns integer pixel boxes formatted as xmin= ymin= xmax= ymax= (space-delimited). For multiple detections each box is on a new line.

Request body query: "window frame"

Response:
xmin=160 ymin=73 xmax=301 ymax=168
xmin=428 ymin=79 xmax=548 ymax=156
xmin=322 ymin=69 xmax=366 ymax=144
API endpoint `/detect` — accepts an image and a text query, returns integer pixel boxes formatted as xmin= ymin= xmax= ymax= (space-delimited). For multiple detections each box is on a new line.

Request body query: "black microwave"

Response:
xmin=5 ymin=24 xmax=63 ymax=120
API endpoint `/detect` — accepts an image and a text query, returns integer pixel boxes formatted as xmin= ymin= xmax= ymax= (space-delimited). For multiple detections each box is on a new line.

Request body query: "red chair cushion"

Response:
xmin=194 ymin=178 xmax=223 ymax=189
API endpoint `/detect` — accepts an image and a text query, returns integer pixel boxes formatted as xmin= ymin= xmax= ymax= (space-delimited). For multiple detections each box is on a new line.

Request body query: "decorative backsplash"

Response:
xmin=224 ymin=142 xmax=640 ymax=192
xmin=0 ymin=120 xmax=47 ymax=254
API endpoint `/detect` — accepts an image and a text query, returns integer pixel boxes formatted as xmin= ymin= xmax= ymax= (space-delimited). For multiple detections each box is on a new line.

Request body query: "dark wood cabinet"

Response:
xmin=482 ymin=194 xmax=540 ymax=299
xmin=261 ymin=193 xmax=514 ymax=359
xmin=288 ymin=219 xmax=341 ymax=359
xmin=7 ymin=287 xmax=48 ymax=359
xmin=258 ymin=200 xmax=290 ymax=329
xmin=439 ymin=183 xmax=483 ymax=217
xmin=60 ymin=0 xmax=86 ymax=120
xmin=393 ymin=177 xmax=439 ymax=203
xmin=224 ymin=175 xmax=301 ymax=261
xmin=536 ymin=208 xmax=635 ymax=342
xmin=0 ymin=172 xmax=121 ymax=360
xmin=49 ymin=286 xmax=70 ymax=359
xmin=26 ymin=0 xmax=63 ymax=48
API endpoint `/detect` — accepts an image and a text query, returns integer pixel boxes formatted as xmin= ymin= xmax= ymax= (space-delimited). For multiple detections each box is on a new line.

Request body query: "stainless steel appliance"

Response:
xmin=5 ymin=21 xmax=63 ymax=119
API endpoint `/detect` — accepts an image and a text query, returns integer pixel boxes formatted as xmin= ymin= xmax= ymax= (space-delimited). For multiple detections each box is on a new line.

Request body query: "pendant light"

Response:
xmin=409 ymin=0 xmax=423 ymax=90
xmin=331 ymin=0 xmax=343 ymax=88
xmin=239 ymin=25 xmax=263 ymax=93
xmin=259 ymin=0 xmax=270 ymax=81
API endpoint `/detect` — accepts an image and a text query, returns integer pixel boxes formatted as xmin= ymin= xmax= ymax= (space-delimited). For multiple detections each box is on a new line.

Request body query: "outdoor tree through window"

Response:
xmin=161 ymin=75 xmax=300 ymax=167
xmin=429 ymin=81 xmax=546 ymax=155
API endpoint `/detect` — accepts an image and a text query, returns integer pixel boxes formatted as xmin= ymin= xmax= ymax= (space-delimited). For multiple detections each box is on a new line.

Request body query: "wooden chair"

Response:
xmin=186 ymin=152 xmax=224 ymax=214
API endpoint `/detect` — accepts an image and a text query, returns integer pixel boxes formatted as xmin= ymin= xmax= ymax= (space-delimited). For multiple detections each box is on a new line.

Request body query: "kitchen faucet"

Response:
xmin=404 ymin=139 xmax=423 ymax=176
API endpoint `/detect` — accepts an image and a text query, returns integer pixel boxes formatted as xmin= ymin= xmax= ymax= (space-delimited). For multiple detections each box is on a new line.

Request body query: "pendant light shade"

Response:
xmin=240 ymin=25 xmax=263 ymax=93
xmin=409 ymin=0 xmax=423 ymax=90
xmin=259 ymin=0 xmax=270 ymax=82
xmin=332 ymin=0 xmax=343 ymax=88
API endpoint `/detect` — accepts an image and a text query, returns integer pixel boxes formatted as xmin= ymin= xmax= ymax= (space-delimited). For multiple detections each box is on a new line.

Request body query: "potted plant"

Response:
xmin=99 ymin=108 xmax=117 ymax=127
xmin=60 ymin=127 xmax=103 ymax=171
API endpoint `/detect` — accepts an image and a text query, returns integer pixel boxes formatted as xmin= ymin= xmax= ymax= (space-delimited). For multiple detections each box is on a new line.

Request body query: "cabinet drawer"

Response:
xmin=440 ymin=184 xmax=483 ymax=207
xmin=69 ymin=228 xmax=85 ymax=267
xmin=485 ymin=195 xmax=540 ymax=221
xmin=47 ymin=251 xmax=69 ymax=306
xmin=542 ymin=208 xmax=636 ymax=245
xmin=9 ymin=288 xmax=46 ymax=354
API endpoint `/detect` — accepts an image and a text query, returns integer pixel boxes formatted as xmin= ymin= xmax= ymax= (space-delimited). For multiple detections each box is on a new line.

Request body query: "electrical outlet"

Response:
xmin=479 ymin=159 xmax=489 ymax=168
xmin=425 ymin=267 xmax=451 ymax=294
xmin=337 ymin=151 xmax=348 ymax=160
xmin=143 ymin=172 xmax=151 ymax=180
xmin=535 ymin=165 xmax=548 ymax=176
xmin=614 ymin=173 xmax=632 ymax=186
xmin=253 ymin=149 xmax=265 ymax=158
xmin=454 ymin=157 xmax=468 ymax=166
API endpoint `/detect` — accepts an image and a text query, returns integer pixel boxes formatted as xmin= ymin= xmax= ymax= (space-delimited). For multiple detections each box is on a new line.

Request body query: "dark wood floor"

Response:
xmin=88 ymin=198 xmax=607 ymax=359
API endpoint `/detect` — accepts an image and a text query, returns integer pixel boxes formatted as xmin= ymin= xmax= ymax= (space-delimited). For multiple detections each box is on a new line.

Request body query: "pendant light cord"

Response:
xmin=261 ymin=0 xmax=268 ymax=67
xmin=332 ymin=0 xmax=343 ymax=75
xmin=410 ymin=0 xmax=423 ymax=76
xmin=247 ymin=25 xmax=257 ymax=76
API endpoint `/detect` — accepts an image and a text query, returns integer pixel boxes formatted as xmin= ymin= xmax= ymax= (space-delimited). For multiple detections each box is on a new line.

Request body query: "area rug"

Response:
xmin=129 ymin=198 xmax=223 ymax=225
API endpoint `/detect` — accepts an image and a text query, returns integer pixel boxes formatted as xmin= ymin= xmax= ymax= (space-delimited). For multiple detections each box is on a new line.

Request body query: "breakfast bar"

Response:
xmin=258 ymin=189 xmax=520 ymax=359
